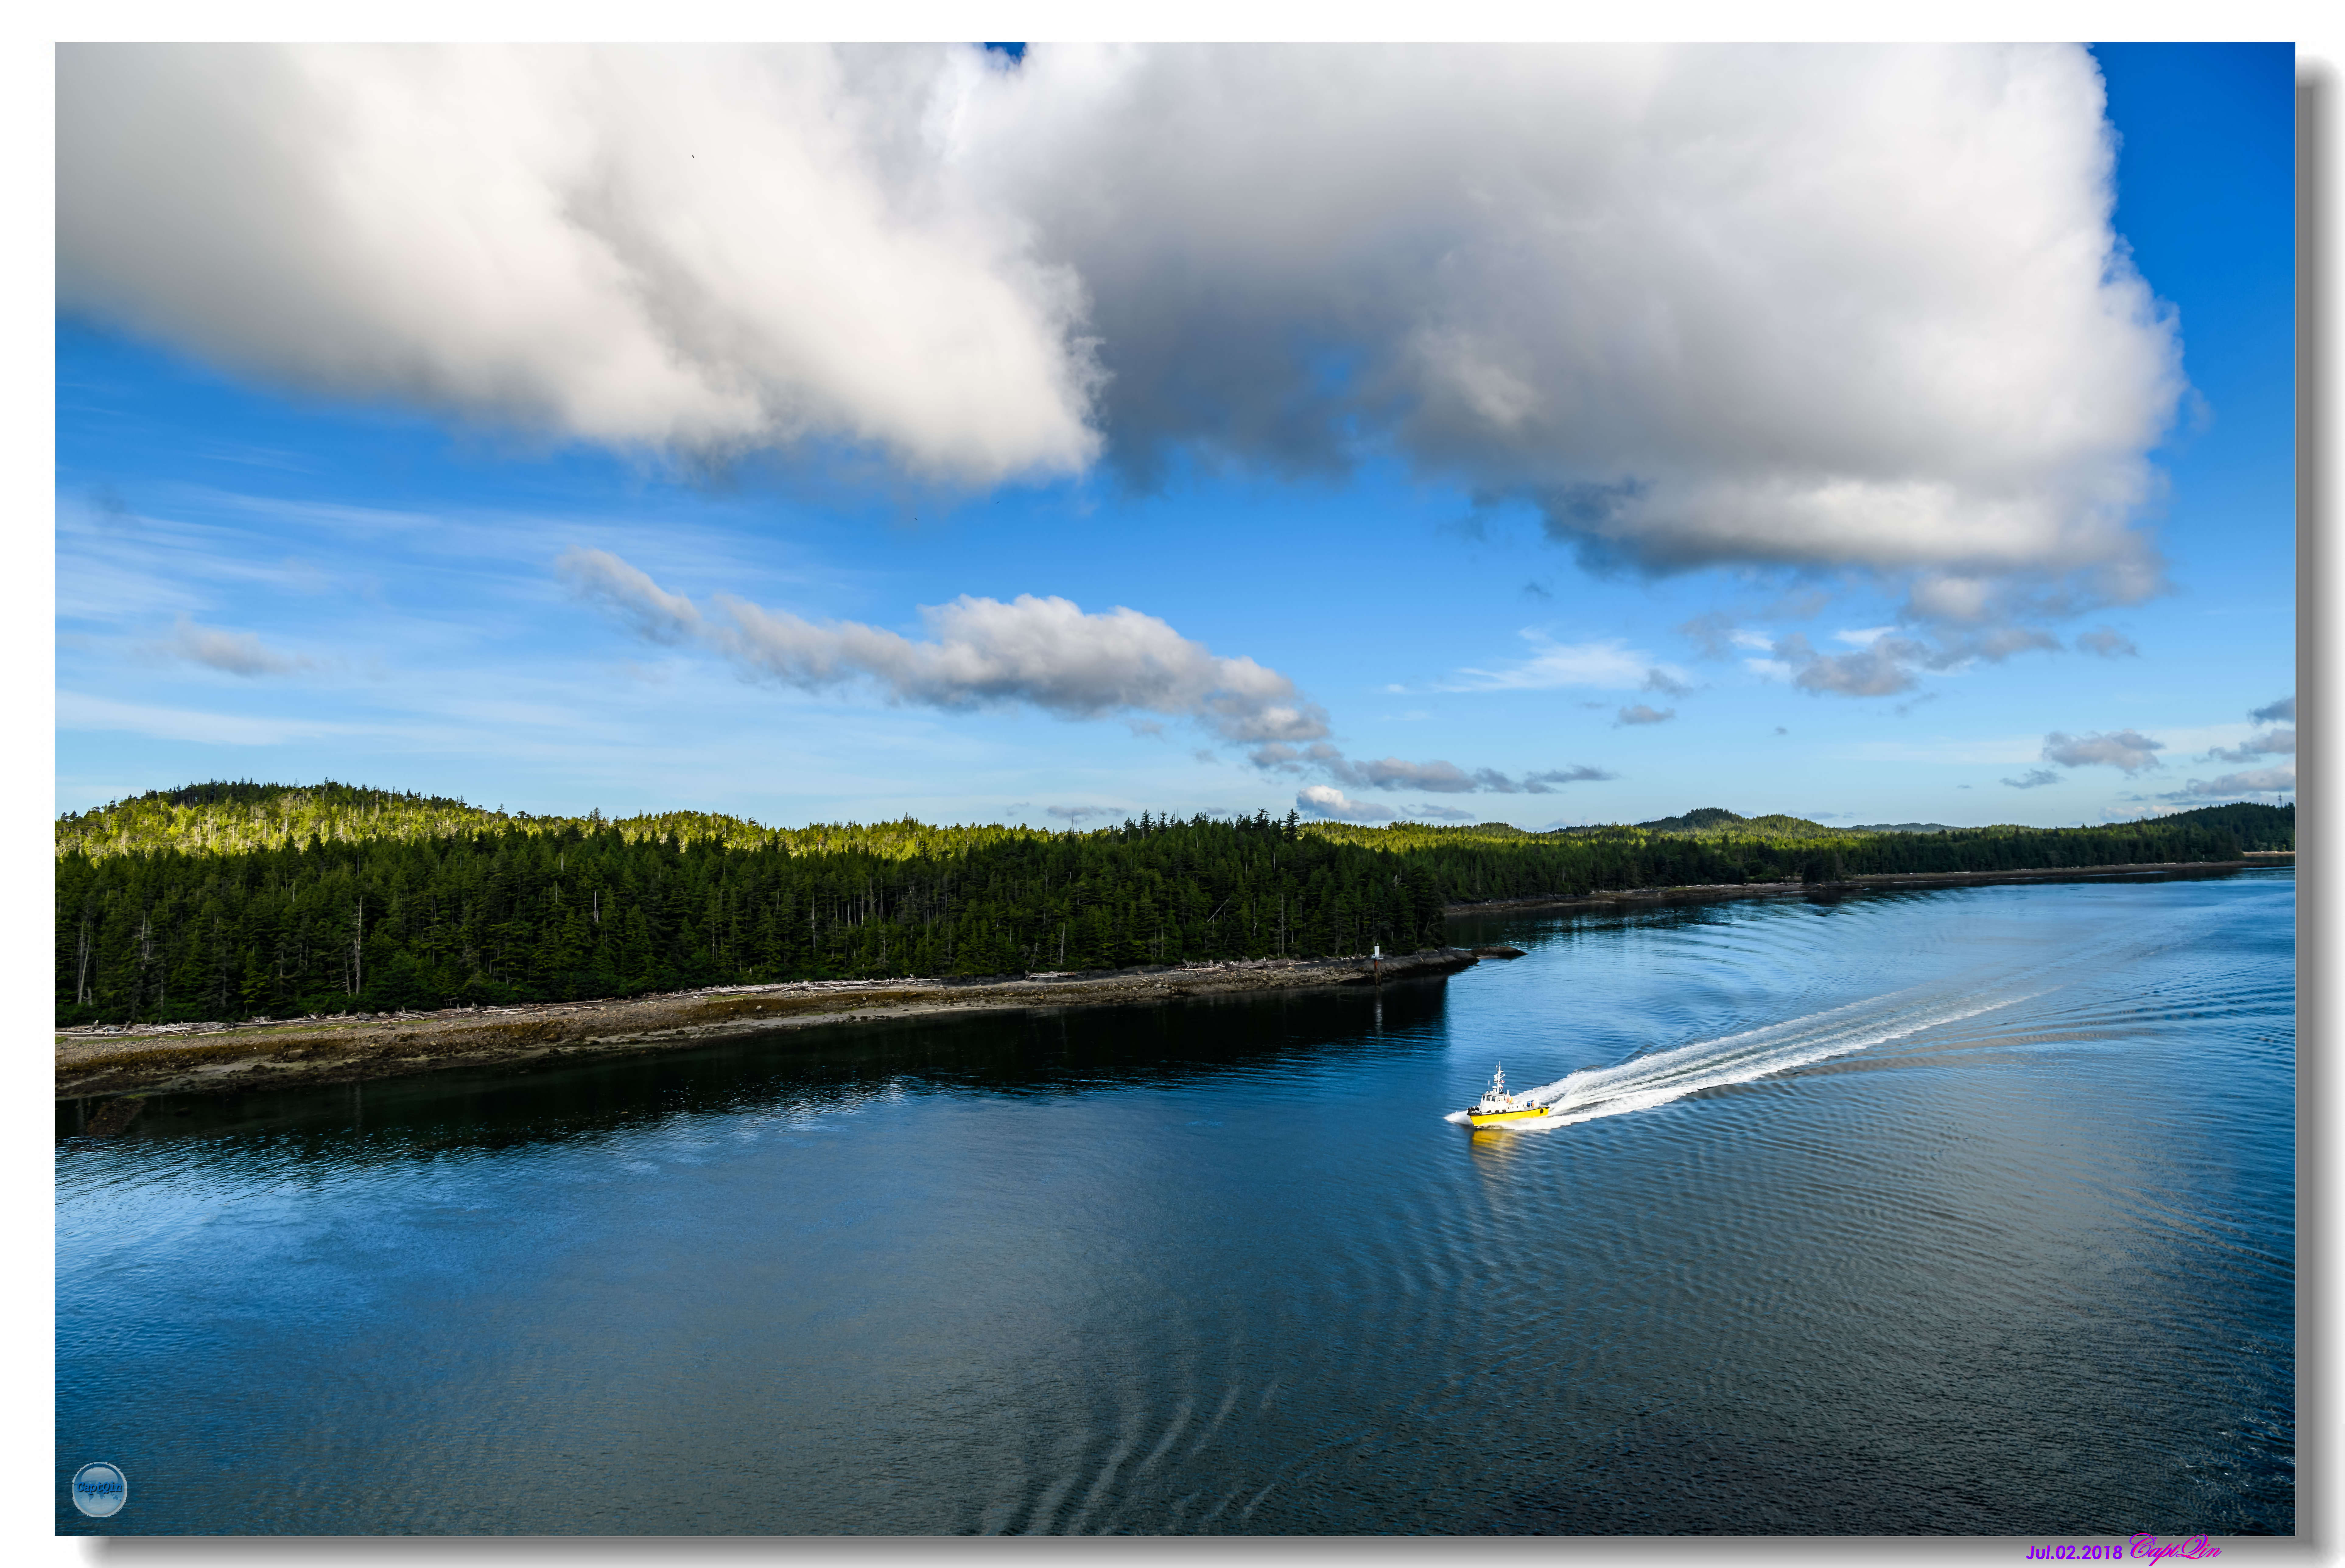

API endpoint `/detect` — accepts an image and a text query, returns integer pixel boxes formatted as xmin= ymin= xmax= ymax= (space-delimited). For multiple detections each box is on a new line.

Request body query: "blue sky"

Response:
xmin=54 ymin=43 xmax=2295 ymax=830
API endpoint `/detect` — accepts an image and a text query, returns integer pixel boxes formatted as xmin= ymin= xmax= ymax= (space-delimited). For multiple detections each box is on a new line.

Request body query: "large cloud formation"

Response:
xmin=61 ymin=44 xmax=2180 ymax=612
xmin=58 ymin=46 xmax=1100 ymax=485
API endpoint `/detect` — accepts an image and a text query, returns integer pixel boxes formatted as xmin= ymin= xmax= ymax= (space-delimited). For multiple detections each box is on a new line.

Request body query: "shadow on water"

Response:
xmin=55 ymin=973 xmax=1460 ymax=1157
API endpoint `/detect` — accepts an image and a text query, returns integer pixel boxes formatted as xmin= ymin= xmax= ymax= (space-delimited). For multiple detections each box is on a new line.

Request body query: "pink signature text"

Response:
xmin=2023 ymin=1540 xmax=2221 ymax=1562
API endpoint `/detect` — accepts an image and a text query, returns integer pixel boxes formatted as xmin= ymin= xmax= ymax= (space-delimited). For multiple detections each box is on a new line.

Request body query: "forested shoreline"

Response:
xmin=54 ymin=783 xmax=2292 ymax=1026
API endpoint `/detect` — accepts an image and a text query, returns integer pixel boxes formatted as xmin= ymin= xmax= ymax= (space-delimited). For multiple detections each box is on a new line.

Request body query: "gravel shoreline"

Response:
xmin=57 ymin=856 xmax=2284 ymax=1106
xmin=55 ymin=947 xmax=1489 ymax=1104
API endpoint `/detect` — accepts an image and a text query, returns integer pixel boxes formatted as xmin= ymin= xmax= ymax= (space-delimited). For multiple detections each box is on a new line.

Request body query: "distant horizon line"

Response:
xmin=54 ymin=777 xmax=2294 ymax=840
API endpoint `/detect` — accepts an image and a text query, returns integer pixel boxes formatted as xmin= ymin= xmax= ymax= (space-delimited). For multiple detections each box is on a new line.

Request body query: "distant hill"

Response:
xmin=1298 ymin=820 xmax=1534 ymax=847
xmin=2140 ymin=801 xmax=2295 ymax=849
xmin=1557 ymin=807 xmax=1851 ymax=843
xmin=53 ymin=780 xmax=1051 ymax=864
xmin=1632 ymin=807 xmax=1752 ymax=833
xmin=1559 ymin=806 xmax=2288 ymax=847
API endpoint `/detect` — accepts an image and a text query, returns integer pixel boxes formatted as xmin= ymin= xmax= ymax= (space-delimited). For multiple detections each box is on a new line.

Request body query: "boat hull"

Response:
xmin=1466 ymin=1106 xmax=1552 ymax=1128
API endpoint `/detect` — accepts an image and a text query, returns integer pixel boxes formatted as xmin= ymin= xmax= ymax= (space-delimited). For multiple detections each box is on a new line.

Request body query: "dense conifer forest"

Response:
xmin=54 ymin=783 xmax=2292 ymax=1025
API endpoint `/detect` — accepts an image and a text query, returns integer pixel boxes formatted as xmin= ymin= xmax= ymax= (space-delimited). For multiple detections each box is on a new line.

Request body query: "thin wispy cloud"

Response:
xmin=1324 ymin=756 xmax=1480 ymax=794
xmin=1641 ymin=669 xmax=1693 ymax=699
xmin=2156 ymin=765 xmax=2295 ymax=801
xmin=2076 ymin=626 xmax=2140 ymax=658
xmin=1523 ymin=766 xmax=1614 ymax=787
xmin=1267 ymin=754 xmax=1603 ymax=795
xmin=149 ymin=616 xmax=312 ymax=677
xmin=1762 ymin=626 xmax=2063 ymax=698
xmin=2250 ymin=695 xmax=2295 ymax=723
xmin=1767 ymin=633 xmax=1923 ymax=697
xmin=2202 ymin=729 xmax=2294 ymax=764
xmin=562 ymin=553 xmax=704 ymax=646
xmin=2199 ymin=695 xmax=2296 ymax=767
xmin=1679 ymin=612 xmax=1782 ymax=661
xmin=1438 ymin=632 xmax=1687 ymax=696
xmin=58 ymin=690 xmax=346 ymax=746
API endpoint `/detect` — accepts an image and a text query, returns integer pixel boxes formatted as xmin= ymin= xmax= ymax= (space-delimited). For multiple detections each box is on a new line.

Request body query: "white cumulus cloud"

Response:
xmin=61 ymin=44 xmax=2181 ymax=614
xmin=58 ymin=45 xmax=1100 ymax=485
xmin=964 ymin=43 xmax=2178 ymax=613
xmin=565 ymin=547 xmax=1620 ymax=800
xmin=558 ymin=547 xmax=1328 ymax=747
xmin=1296 ymin=785 xmax=1394 ymax=822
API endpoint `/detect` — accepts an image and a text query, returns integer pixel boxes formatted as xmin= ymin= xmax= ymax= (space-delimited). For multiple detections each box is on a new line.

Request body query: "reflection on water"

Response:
xmin=58 ymin=871 xmax=2294 ymax=1534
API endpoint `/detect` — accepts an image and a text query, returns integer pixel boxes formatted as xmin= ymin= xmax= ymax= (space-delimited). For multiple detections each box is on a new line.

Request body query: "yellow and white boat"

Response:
xmin=1466 ymin=1063 xmax=1553 ymax=1128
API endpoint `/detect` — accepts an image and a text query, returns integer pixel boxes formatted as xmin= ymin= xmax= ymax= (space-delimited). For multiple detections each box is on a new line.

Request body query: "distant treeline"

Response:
xmin=1375 ymin=800 xmax=2293 ymax=893
xmin=53 ymin=784 xmax=2291 ymax=1026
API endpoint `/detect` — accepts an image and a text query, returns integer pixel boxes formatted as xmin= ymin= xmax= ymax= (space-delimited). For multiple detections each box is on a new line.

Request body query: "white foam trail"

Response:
xmin=1446 ymin=988 xmax=2029 ymax=1130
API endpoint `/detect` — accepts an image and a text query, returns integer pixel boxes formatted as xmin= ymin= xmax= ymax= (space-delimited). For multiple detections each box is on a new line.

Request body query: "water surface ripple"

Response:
xmin=57 ymin=871 xmax=2294 ymax=1533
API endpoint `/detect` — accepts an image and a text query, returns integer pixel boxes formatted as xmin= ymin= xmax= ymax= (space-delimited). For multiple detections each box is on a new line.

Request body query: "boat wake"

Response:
xmin=1445 ymin=987 xmax=2030 ymax=1130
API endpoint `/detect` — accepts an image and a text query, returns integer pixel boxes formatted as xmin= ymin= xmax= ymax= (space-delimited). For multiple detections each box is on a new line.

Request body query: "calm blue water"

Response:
xmin=57 ymin=870 xmax=2295 ymax=1534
